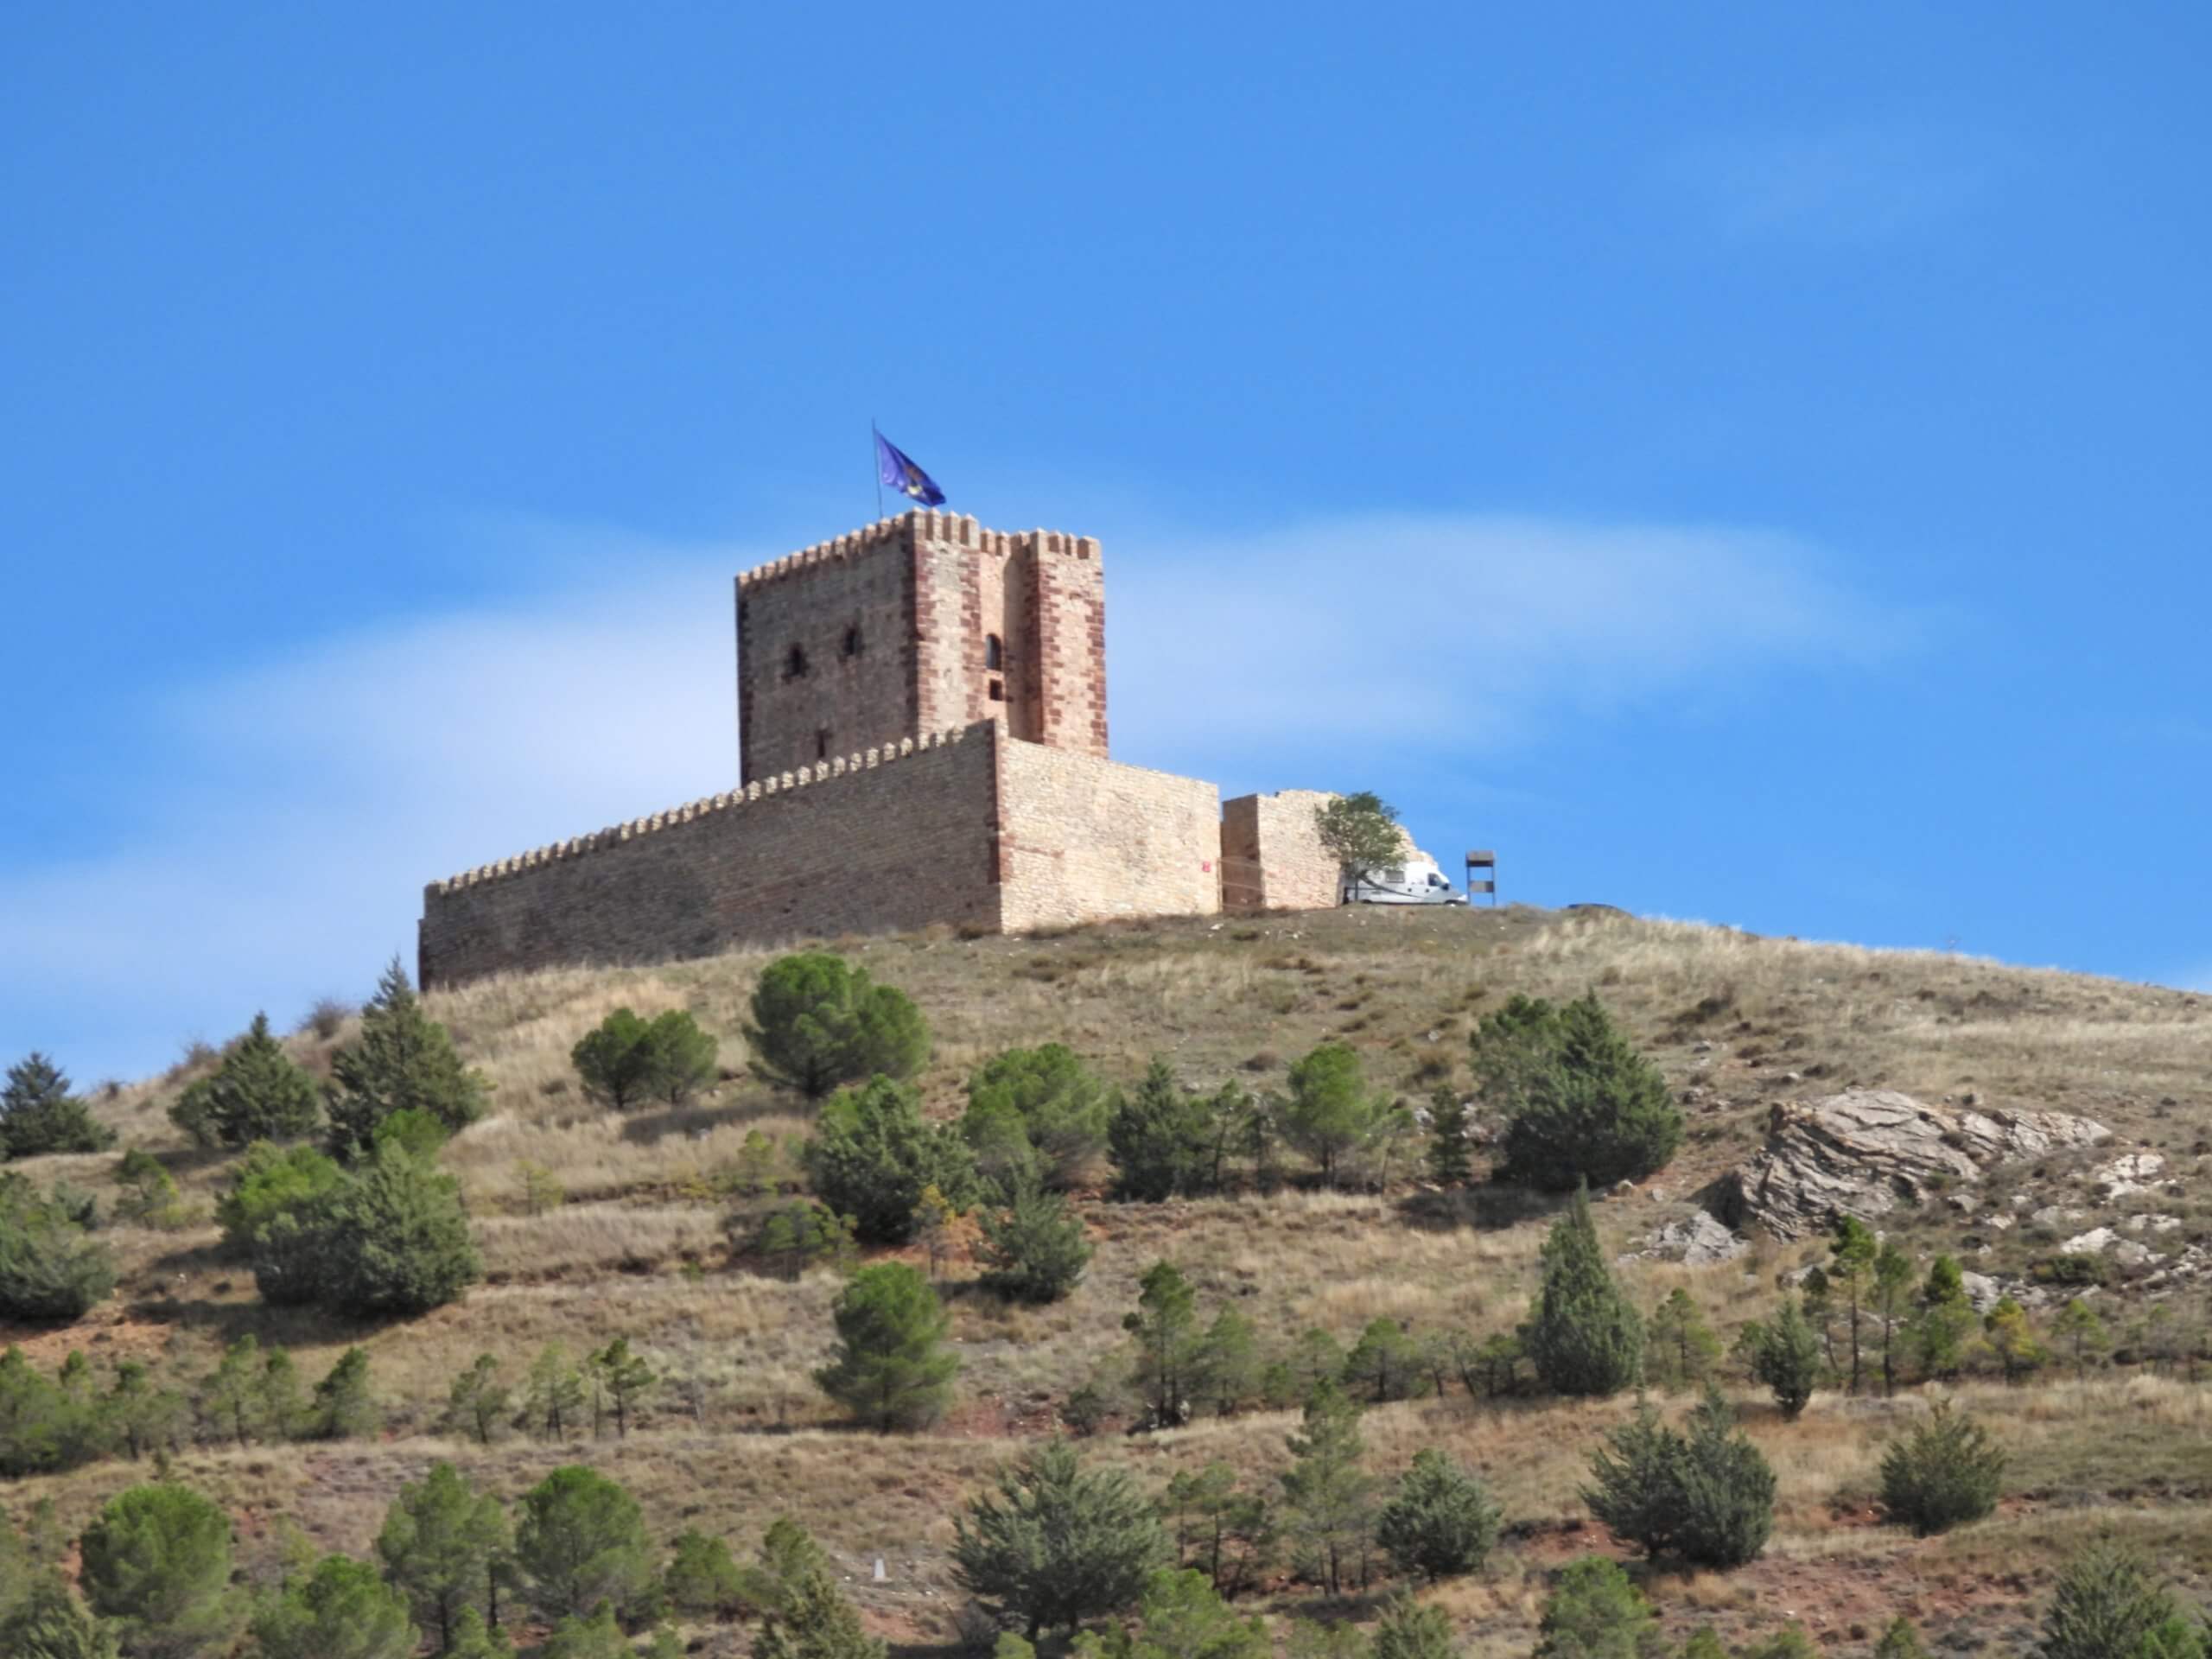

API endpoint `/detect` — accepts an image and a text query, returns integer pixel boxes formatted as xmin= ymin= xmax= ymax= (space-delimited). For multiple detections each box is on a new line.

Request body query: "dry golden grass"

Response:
xmin=7 ymin=905 xmax=2209 ymax=1653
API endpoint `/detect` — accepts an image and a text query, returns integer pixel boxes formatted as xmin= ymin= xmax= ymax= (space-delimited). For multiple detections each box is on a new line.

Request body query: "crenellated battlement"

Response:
xmin=424 ymin=725 xmax=980 ymax=899
xmin=734 ymin=511 xmax=1100 ymax=594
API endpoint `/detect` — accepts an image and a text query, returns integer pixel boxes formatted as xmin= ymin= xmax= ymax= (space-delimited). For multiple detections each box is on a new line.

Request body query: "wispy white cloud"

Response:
xmin=1657 ymin=117 xmax=1999 ymax=245
xmin=0 ymin=511 xmax=1909 ymax=1082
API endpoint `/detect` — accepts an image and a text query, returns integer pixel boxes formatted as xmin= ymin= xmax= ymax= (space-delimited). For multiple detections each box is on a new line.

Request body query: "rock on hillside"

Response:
xmin=1714 ymin=1089 xmax=2112 ymax=1237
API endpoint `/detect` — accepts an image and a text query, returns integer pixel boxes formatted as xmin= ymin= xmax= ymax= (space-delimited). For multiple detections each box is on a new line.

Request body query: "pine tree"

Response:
xmin=951 ymin=1439 xmax=1168 ymax=1639
xmin=539 ymin=1603 xmax=626 ymax=1659
xmin=1277 ymin=1043 xmax=1392 ymax=1186
xmin=325 ymin=959 xmax=487 ymax=1160
xmin=570 ymin=1007 xmax=720 ymax=1112
xmin=1647 ymin=1288 xmax=1722 ymax=1391
xmin=1878 ymin=1402 xmax=2005 ymax=1535
xmin=79 ymin=1483 xmax=243 ymax=1658
xmin=258 ymin=1347 xmax=307 ymax=1442
xmin=1191 ymin=1307 xmax=1263 ymax=1418
xmin=105 ymin=1361 xmax=186 ymax=1462
xmin=2041 ymin=1546 xmax=2191 ymax=1659
xmin=1535 ymin=1556 xmax=1661 ymax=1659
xmin=376 ymin=1460 xmax=512 ymax=1655
xmin=1497 ymin=995 xmax=1681 ymax=1191
xmin=1673 ymin=1387 xmax=1775 ymax=1567
xmin=1749 ymin=1297 xmax=1824 ymax=1419
xmin=1376 ymin=1448 xmax=1501 ymax=1582
xmin=814 ymin=1262 xmax=958 ymax=1431
xmin=444 ymin=1607 xmax=514 ymax=1659
xmin=1122 ymin=1261 xmax=1201 ymax=1424
xmin=1984 ymin=1298 xmax=2049 ymax=1384
xmin=1523 ymin=1185 xmax=1643 ymax=1396
xmin=1371 ymin=1597 xmax=1456 ymax=1659
xmin=2051 ymin=1299 xmax=2110 ymax=1381
xmin=0 ymin=1055 xmax=115 ymax=1159
xmin=251 ymin=1554 xmax=417 ymax=1659
xmin=1911 ymin=1256 xmax=1978 ymax=1380
xmin=963 ymin=1045 xmax=1110 ymax=1191
xmin=1874 ymin=1619 xmax=1929 ymax=1659
xmin=318 ymin=1143 xmax=480 ymax=1317
xmin=446 ymin=1353 xmax=510 ymax=1445
xmin=803 ymin=1077 xmax=976 ymax=1245
xmin=1871 ymin=1240 xmax=1916 ymax=1395
xmin=1582 ymin=1402 xmax=1686 ymax=1560
xmin=755 ymin=1567 xmax=886 ymax=1659
xmin=663 ymin=1529 xmax=749 ymax=1619
xmin=520 ymin=1344 xmax=586 ymax=1440
xmin=198 ymin=1335 xmax=274 ymax=1446
xmin=1424 ymin=1090 xmax=1472 ymax=1186
xmin=589 ymin=1337 xmax=653 ymax=1437
xmin=1342 ymin=1319 xmax=1422 ymax=1403
xmin=1084 ymin=1567 xmax=1269 ymax=1659
xmin=4 ymin=1568 xmax=118 ymax=1659
xmin=1162 ymin=1465 xmax=1275 ymax=1599
xmin=1279 ymin=1382 xmax=1372 ymax=1596
xmin=310 ymin=1347 xmax=378 ymax=1440
xmin=977 ymin=1183 xmax=1092 ymax=1303
xmin=513 ymin=1465 xmax=655 ymax=1622
xmin=168 ymin=1014 xmax=320 ymax=1148
xmin=0 ymin=1176 xmax=117 ymax=1322
xmin=745 ymin=953 xmax=930 ymax=1098
xmin=1827 ymin=1217 xmax=1878 ymax=1395
xmin=1107 ymin=1059 xmax=1215 ymax=1200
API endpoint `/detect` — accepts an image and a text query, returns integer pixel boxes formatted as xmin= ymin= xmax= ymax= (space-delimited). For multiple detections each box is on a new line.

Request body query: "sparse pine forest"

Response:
xmin=2 ymin=906 xmax=2209 ymax=1656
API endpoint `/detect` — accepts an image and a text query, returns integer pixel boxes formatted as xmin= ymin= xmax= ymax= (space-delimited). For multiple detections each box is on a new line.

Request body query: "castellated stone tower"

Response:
xmin=736 ymin=512 xmax=1108 ymax=785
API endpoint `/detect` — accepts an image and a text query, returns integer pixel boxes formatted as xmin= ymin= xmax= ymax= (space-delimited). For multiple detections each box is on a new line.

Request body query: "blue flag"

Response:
xmin=874 ymin=429 xmax=947 ymax=506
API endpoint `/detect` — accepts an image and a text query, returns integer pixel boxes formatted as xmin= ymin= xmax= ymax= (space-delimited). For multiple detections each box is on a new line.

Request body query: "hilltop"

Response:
xmin=10 ymin=904 xmax=2212 ymax=1657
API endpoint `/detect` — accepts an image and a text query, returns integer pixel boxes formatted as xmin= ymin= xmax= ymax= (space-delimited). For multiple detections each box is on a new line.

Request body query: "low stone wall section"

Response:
xmin=419 ymin=728 xmax=1001 ymax=987
xmin=1220 ymin=789 xmax=1343 ymax=912
xmin=998 ymin=742 xmax=1221 ymax=931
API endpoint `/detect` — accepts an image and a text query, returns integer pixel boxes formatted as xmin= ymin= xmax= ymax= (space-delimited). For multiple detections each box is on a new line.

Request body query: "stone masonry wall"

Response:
xmin=420 ymin=727 xmax=1001 ymax=988
xmin=1220 ymin=789 xmax=1344 ymax=912
xmin=997 ymin=741 xmax=1220 ymax=931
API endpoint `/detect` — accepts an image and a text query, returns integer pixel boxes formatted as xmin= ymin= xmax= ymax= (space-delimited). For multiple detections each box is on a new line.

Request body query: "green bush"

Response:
xmin=664 ymin=1528 xmax=751 ymax=1619
xmin=1376 ymin=1448 xmax=1501 ymax=1582
xmin=1745 ymin=1296 xmax=1825 ymax=1420
xmin=1077 ymin=1568 xmax=1268 ymax=1659
xmin=111 ymin=1150 xmax=188 ymax=1230
xmin=814 ymin=1262 xmax=958 ymax=1431
xmin=1372 ymin=1597 xmax=1456 ymax=1659
xmin=1 ymin=1568 xmax=114 ymax=1659
xmin=513 ymin=1465 xmax=656 ymax=1622
xmin=2040 ymin=1545 xmax=2200 ymax=1659
xmin=216 ymin=1142 xmax=345 ymax=1262
xmin=963 ymin=1045 xmax=1109 ymax=1190
xmin=1491 ymin=995 xmax=1681 ymax=1191
xmin=977 ymin=1184 xmax=1092 ymax=1303
xmin=0 ymin=1055 xmax=114 ymax=1159
xmin=570 ymin=1007 xmax=719 ymax=1111
xmin=79 ymin=1483 xmax=242 ymax=1658
xmin=745 ymin=953 xmax=930 ymax=1098
xmin=316 ymin=1145 xmax=480 ymax=1317
xmin=802 ymin=1077 xmax=974 ymax=1245
xmin=0 ymin=1176 xmax=117 ymax=1323
xmin=1878 ymin=1402 xmax=2005 ymax=1535
xmin=953 ymin=1439 xmax=1169 ymax=1639
xmin=168 ymin=1014 xmax=319 ymax=1148
xmin=753 ymin=1563 xmax=884 ymax=1659
xmin=325 ymin=959 xmax=487 ymax=1160
xmin=741 ymin=1199 xmax=856 ymax=1279
xmin=309 ymin=1347 xmax=379 ymax=1440
xmin=1522 ymin=1185 xmax=1642 ymax=1396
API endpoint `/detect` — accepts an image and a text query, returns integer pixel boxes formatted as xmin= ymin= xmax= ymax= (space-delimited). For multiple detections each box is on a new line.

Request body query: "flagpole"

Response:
xmin=870 ymin=419 xmax=882 ymax=519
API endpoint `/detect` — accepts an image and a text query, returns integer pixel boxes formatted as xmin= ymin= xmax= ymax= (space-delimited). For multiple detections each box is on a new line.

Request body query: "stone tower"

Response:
xmin=734 ymin=511 xmax=1108 ymax=785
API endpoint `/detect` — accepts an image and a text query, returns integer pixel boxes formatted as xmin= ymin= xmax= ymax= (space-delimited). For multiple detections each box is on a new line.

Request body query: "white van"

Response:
xmin=1341 ymin=855 xmax=1467 ymax=906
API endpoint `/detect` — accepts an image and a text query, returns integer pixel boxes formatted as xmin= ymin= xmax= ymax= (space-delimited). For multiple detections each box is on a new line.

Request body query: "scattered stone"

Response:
xmin=2088 ymin=1151 xmax=2166 ymax=1198
xmin=2031 ymin=1205 xmax=2088 ymax=1230
xmin=1985 ymin=1214 xmax=2013 ymax=1231
xmin=1959 ymin=1271 xmax=2004 ymax=1313
xmin=1620 ymin=1211 xmax=1749 ymax=1267
xmin=2120 ymin=1213 xmax=2183 ymax=1236
xmin=1713 ymin=1090 xmax=2112 ymax=1237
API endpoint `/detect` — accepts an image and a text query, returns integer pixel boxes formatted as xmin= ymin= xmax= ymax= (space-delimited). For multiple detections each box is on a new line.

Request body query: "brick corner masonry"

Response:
xmin=417 ymin=513 xmax=1403 ymax=987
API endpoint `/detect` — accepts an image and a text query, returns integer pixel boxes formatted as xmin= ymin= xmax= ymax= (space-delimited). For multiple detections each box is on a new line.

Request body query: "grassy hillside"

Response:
xmin=13 ymin=904 xmax=2212 ymax=1656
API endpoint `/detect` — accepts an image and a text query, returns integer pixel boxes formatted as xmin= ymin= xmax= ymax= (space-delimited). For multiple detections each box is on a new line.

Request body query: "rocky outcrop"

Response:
xmin=1713 ymin=1090 xmax=2112 ymax=1238
xmin=1619 ymin=1211 xmax=1748 ymax=1267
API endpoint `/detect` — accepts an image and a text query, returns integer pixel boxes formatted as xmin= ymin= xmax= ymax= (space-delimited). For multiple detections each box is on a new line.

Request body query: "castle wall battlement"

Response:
xmin=734 ymin=512 xmax=1101 ymax=594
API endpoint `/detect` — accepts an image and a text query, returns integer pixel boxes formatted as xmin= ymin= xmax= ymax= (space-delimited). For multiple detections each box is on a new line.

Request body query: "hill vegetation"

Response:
xmin=3 ymin=903 xmax=2209 ymax=1658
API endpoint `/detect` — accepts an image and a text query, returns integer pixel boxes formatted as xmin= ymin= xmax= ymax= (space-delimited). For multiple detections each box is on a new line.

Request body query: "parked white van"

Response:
xmin=1340 ymin=854 xmax=1467 ymax=906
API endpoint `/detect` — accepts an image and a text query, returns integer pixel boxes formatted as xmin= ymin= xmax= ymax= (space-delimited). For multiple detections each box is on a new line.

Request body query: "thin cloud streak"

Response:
xmin=0 ymin=511 xmax=1910 ymax=1081
xmin=1658 ymin=117 xmax=1999 ymax=245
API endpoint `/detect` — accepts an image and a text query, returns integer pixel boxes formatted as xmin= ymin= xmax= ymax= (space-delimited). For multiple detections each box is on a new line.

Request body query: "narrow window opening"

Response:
xmin=785 ymin=644 xmax=809 ymax=680
xmin=816 ymin=728 xmax=830 ymax=760
xmin=842 ymin=624 xmax=863 ymax=658
xmin=988 ymin=679 xmax=1005 ymax=702
xmin=984 ymin=633 xmax=1003 ymax=671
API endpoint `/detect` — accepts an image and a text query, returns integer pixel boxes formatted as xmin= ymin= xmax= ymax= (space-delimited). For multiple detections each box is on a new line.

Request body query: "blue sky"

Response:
xmin=5 ymin=4 xmax=2209 ymax=1084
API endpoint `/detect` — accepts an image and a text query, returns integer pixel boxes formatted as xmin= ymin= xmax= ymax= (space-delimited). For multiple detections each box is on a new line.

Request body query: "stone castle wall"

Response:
xmin=1221 ymin=789 xmax=1343 ymax=912
xmin=419 ymin=728 xmax=1001 ymax=988
xmin=998 ymin=741 xmax=1220 ymax=931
